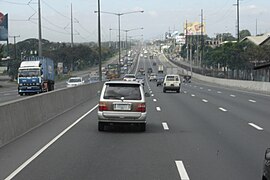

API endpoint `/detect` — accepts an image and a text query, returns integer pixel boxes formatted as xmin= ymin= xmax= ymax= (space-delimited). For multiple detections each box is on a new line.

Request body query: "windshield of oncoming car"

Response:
xmin=104 ymin=84 xmax=141 ymax=100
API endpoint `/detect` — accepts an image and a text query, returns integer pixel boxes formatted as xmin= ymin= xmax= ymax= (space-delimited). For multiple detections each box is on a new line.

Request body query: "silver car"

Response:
xmin=98 ymin=81 xmax=149 ymax=131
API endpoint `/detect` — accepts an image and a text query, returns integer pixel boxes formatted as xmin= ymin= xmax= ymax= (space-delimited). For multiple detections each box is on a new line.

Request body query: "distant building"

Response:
xmin=241 ymin=33 xmax=270 ymax=46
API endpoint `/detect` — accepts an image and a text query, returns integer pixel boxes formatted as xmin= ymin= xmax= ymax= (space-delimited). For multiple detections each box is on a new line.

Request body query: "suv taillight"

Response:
xmin=136 ymin=103 xmax=146 ymax=112
xmin=99 ymin=102 xmax=108 ymax=111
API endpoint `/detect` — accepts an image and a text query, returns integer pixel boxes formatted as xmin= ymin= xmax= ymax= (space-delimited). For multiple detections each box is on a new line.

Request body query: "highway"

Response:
xmin=0 ymin=51 xmax=270 ymax=179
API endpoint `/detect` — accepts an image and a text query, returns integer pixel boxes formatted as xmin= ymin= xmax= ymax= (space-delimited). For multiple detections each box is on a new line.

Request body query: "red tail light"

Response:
xmin=136 ymin=103 xmax=146 ymax=112
xmin=99 ymin=102 xmax=108 ymax=111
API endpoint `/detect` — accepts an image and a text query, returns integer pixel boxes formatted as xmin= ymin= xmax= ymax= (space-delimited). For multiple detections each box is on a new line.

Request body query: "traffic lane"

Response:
xmin=12 ymin=99 xmax=180 ymax=180
xmin=0 ymin=96 xmax=100 ymax=180
xmin=148 ymin=80 xmax=266 ymax=179
xmin=183 ymin=82 xmax=270 ymax=132
xmin=189 ymin=80 xmax=270 ymax=108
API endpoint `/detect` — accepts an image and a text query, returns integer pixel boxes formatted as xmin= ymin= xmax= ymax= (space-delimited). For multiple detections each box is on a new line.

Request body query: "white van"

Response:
xmin=163 ymin=74 xmax=181 ymax=93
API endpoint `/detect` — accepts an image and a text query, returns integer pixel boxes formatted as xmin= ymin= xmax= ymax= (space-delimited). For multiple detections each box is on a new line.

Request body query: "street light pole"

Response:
xmin=95 ymin=10 xmax=144 ymax=65
xmin=97 ymin=0 xmax=102 ymax=81
xmin=118 ymin=14 xmax=121 ymax=64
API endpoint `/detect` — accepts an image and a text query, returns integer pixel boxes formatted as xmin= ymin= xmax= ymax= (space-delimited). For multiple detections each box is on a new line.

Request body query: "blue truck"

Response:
xmin=17 ymin=57 xmax=55 ymax=95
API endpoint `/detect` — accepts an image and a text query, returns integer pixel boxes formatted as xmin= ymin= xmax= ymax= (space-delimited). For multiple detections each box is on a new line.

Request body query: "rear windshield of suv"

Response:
xmin=104 ymin=84 xmax=142 ymax=100
xmin=166 ymin=76 xmax=179 ymax=81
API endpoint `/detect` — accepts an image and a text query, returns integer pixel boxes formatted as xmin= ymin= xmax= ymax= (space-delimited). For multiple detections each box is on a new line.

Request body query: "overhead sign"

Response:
xmin=184 ymin=22 xmax=206 ymax=35
xmin=0 ymin=12 xmax=8 ymax=41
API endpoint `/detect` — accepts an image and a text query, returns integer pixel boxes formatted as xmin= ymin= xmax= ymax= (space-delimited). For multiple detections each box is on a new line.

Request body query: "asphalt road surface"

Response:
xmin=0 ymin=51 xmax=269 ymax=180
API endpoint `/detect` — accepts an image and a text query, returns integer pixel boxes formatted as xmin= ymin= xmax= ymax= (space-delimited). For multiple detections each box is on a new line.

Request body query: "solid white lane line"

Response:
xmin=175 ymin=161 xmax=190 ymax=180
xmin=219 ymin=107 xmax=227 ymax=112
xmin=217 ymin=91 xmax=222 ymax=94
xmin=249 ymin=99 xmax=256 ymax=103
xmin=191 ymin=94 xmax=195 ymax=97
xmin=248 ymin=123 xmax=263 ymax=130
xmin=4 ymin=104 xmax=99 ymax=180
xmin=153 ymin=99 xmax=157 ymax=102
xmin=230 ymin=94 xmax=236 ymax=97
xmin=156 ymin=107 xmax=161 ymax=111
xmin=162 ymin=122 xmax=169 ymax=130
xmin=202 ymin=99 xmax=208 ymax=103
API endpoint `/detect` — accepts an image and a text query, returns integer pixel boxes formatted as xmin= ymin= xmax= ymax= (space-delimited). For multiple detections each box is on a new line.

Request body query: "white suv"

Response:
xmin=163 ymin=74 xmax=181 ymax=93
xmin=98 ymin=81 xmax=149 ymax=131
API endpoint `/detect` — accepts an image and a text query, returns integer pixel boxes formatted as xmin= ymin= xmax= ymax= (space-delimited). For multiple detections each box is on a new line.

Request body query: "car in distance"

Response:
xmin=136 ymin=74 xmax=145 ymax=86
xmin=263 ymin=148 xmax=270 ymax=180
xmin=147 ymin=68 xmax=153 ymax=74
xmin=163 ymin=74 xmax=181 ymax=93
xmin=66 ymin=77 xmax=84 ymax=87
xmin=123 ymin=74 xmax=136 ymax=81
xmin=98 ymin=81 xmax=149 ymax=131
xmin=156 ymin=74 xmax=165 ymax=86
xmin=149 ymin=73 xmax=157 ymax=81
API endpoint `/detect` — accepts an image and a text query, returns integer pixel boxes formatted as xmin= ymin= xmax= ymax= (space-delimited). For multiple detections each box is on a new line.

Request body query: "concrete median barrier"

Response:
xmin=0 ymin=82 xmax=103 ymax=148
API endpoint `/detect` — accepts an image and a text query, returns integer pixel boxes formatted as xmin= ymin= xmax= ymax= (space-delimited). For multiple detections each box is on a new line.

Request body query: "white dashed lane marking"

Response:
xmin=202 ymin=99 xmax=208 ymax=103
xmin=208 ymin=89 xmax=211 ymax=91
xmin=249 ymin=99 xmax=256 ymax=103
xmin=156 ymin=107 xmax=161 ymax=111
xmin=230 ymin=94 xmax=236 ymax=97
xmin=151 ymin=94 xmax=154 ymax=97
xmin=200 ymin=87 xmax=203 ymax=90
xmin=217 ymin=91 xmax=222 ymax=94
xmin=248 ymin=123 xmax=263 ymax=131
xmin=153 ymin=99 xmax=157 ymax=102
xmin=162 ymin=122 xmax=169 ymax=130
xmin=175 ymin=161 xmax=190 ymax=180
xmin=183 ymin=91 xmax=187 ymax=94
xmin=191 ymin=94 xmax=195 ymax=97
xmin=219 ymin=107 xmax=228 ymax=112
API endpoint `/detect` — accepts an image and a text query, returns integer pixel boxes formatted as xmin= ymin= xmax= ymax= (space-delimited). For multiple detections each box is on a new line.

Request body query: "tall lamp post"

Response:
xmin=94 ymin=10 xmax=144 ymax=64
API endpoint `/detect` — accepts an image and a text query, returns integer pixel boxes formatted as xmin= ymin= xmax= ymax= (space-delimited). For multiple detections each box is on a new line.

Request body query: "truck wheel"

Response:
xmin=177 ymin=89 xmax=180 ymax=93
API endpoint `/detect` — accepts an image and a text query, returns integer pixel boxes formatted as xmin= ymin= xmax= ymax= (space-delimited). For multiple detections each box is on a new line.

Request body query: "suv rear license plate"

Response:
xmin=114 ymin=104 xmax=131 ymax=111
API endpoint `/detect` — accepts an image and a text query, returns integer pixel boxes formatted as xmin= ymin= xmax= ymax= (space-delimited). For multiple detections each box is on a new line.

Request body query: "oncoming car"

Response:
xmin=66 ymin=77 xmax=84 ymax=87
xmin=98 ymin=81 xmax=149 ymax=131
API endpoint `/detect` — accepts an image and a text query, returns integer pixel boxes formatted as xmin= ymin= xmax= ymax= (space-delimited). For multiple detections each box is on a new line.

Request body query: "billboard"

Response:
xmin=0 ymin=12 xmax=8 ymax=41
xmin=184 ymin=22 xmax=205 ymax=35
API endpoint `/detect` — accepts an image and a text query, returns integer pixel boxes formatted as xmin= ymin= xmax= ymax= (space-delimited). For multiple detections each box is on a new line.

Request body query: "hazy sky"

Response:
xmin=1 ymin=0 xmax=270 ymax=43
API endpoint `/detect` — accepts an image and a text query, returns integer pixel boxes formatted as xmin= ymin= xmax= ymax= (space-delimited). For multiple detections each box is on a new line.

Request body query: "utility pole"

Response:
xmin=234 ymin=0 xmax=240 ymax=42
xmin=255 ymin=18 xmax=258 ymax=36
xmin=9 ymin=35 xmax=20 ymax=60
xmin=200 ymin=9 xmax=204 ymax=69
xmin=71 ymin=3 xmax=74 ymax=47
xmin=97 ymin=0 xmax=102 ymax=81
xmin=38 ymin=0 xmax=42 ymax=57
xmin=186 ymin=20 xmax=189 ymax=63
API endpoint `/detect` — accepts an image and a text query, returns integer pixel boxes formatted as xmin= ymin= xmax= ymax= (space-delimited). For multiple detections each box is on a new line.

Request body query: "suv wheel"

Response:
xmin=177 ymin=89 xmax=180 ymax=93
xmin=98 ymin=122 xmax=105 ymax=131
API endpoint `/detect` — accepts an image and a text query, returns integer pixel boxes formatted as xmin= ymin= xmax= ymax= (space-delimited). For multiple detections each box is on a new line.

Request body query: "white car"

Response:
xmin=123 ymin=74 xmax=136 ymax=81
xmin=163 ymin=74 xmax=181 ymax=93
xmin=66 ymin=77 xmax=84 ymax=87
